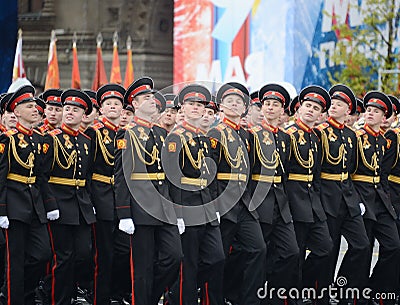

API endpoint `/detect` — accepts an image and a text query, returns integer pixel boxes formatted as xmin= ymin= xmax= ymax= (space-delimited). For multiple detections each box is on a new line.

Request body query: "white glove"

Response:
xmin=47 ymin=209 xmax=60 ymax=221
xmin=216 ymin=212 xmax=221 ymax=223
xmin=0 ymin=216 xmax=9 ymax=229
xmin=119 ymin=218 xmax=135 ymax=235
xmin=177 ymin=218 xmax=185 ymax=235
xmin=359 ymin=203 xmax=366 ymax=216
xmin=93 ymin=207 xmax=96 ymax=215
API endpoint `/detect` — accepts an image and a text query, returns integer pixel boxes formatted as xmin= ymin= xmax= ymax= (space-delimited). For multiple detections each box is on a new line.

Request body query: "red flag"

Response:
xmin=45 ymin=30 xmax=60 ymax=90
xmin=71 ymin=36 xmax=81 ymax=89
xmin=92 ymin=33 xmax=108 ymax=91
xmin=12 ymin=29 xmax=26 ymax=82
xmin=124 ymin=36 xmax=134 ymax=88
xmin=110 ymin=32 xmax=122 ymax=84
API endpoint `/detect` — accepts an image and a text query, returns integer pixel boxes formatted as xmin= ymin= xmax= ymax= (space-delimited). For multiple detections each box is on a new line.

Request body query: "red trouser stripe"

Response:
xmin=179 ymin=262 xmax=183 ymax=305
xmin=5 ymin=230 xmax=10 ymax=305
xmin=47 ymin=224 xmax=58 ymax=305
xmin=130 ymin=236 xmax=135 ymax=305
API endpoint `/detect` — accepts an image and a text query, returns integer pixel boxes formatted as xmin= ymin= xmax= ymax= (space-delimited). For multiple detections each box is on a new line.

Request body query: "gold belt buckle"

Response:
xmin=200 ymin=178 xmax=207 ymax=187
xmin=341 ymin=172 xmax=345 ymax=181
xmin=111 ymin=175 xmax=115 ymax=185
xmin=238 ymin=174 xmax=246 ymax=181
xmin=156 ymin=172 xmax=163 ymax=180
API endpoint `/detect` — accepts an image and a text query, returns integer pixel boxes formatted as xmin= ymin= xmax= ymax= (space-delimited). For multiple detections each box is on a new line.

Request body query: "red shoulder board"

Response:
xmin=387 ymin=138 xmax=392 ymax=149
xmin=285 ymin=126 xmax=297 ymax=135
xmin=4 ymin=129 xmax=17 ymax=137
xmin=48 ymin=129 xmax=62 ymax=137
xmin=316 ymin=122 xmax=329 ymax=131
xmin=91 ymin=122 xmax=104 ymax=131
xmin=392 ymin=127 xmax=400 ymax=134
xmin=123 ymin=122 xmax=136 ymax=130
xmin=39 ymin=125 xmax=48 ymax=133
xmin=79 ymin=131 xmax=91 ymax=140
xmin=216 ymin=123 xmax=226 ymax=131
xmin=172 ymin=127 xmax=185 ymax=135
xmin=355 ymin=129 xmax=366 ymax=137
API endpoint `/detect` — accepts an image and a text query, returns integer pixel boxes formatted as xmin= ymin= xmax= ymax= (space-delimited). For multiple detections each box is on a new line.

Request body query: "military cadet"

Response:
xmin=42 ymin=89 xmax=96 ymax=305
xmin=250 ymin=84 xmax=299 ymax=305
xmin=288 ymin=96 xmax=300 ymax=119
xmin=114 ymin=77 xmax=182 ymax=305
xmin=0 ymin=85 xmax=51 ymax=305
xmin=163 ymin=84 xmax=225 ymax=305
xmin=382 ymin=95 xmax=400 ymax=235
xmin=199 ymin=97 xmax=218 ymax=132
xmin=87 ymin=83 xmax=125 ymax=305
xmin=0 ymin=93 xmax=17 ymax=131
xmin=158 ymin=94 xmax=178 ymax=133
xmin=80 ymin=89 xmax=100 ymax=133
xmin=277 ymin=107 xmax=290 ymax=128
xmin=317 ymin=84 xmax=370 ymax=303
xmin=247 ymin=91 xmax=264 ymax=128
xmin=34 ymin=96 xmax=46 ymax=127
xmin=119 ymin=103 xmax=135 ymax=128
xmin=207 ymin=82 xmax=266 ymax=305
xmin=40 ymin=89 xmax=63 ymax=133
xmin=352 ymin=92 xmax=400 ymax=304
xmin=345 ymin=98 xmax=364 ymax=129
xmin=285 ymin=86 xmax=333 ymax=304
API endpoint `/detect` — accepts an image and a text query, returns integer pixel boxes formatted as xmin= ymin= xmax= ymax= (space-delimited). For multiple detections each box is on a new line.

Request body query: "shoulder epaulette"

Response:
xmin=172 ymin=127 xmax=185 ymax=135
xmin=392 ymin=127 xmax=400 ymax=134
xmin=91 ymin=122 xmax=104 ymax=131
xmin=216 ymin=123 xmax=226 ymax=131
xmin=123 ymin=122 xmax=136 ymax=130
xmin=285 ymin=126 xmax=297 ymax=135
xmin=39 ymin=125 xmax=47 ymax=132
xmin=355 ymin=129 xmax=366 ymax=137
xmin=48 ymin=129 xmax=62 ymax=137
xmin=33 ymin=129 xmax=44 ymax=136
xmin=316 ymin=122 xmax=329 ymax=131
xmin=4 ymin=129 xmax=17 ymax=137
xmin=79 ymin=131 xmax=91 ymax=140
xmin=250 ymin=125 xmax=262 ymax=134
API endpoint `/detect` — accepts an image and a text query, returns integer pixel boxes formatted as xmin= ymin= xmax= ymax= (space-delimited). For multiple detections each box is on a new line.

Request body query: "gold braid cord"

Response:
xmin=96 ymin=129 xmax=114 ymax=166
xmin=320 ymin=130 xmax=345 ymax=166
xmin=357 ymin=136 xmax=378 ymax=171
xmin=393 ymin=133 xmax=400 ymax=169
xmin=220 ymin=129 xmax=244 ymax=169
xmin=290 ymin=134 xmax=314 ymax=169
xmin=128 ymin=129 xmax=158 ymax=172
xmin=9 ymin=135 xmax=34 ymax=170
xmin=254 ymin=132 xmax=279 ymax=169
xmin=53 ymin=136 xmax=77 ymax=170
xmin=179 ymin=134 xmax=204 ymax=170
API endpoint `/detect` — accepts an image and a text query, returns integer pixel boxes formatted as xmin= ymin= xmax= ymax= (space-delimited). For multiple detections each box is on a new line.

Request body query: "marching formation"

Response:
xmin=0 ymin=77 xmax=400 ymax=305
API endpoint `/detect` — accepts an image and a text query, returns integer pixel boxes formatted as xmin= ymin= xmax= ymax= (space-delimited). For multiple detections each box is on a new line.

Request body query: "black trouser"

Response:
xmin=326 ymin=201 xmax=370 ymax=304
xmin=220 ymin=207 xmax=266 ymax=305
xmin=260 ymin=215 xmax=299 ymax=305
xmin=171 ymin=224 xmax=225 ymax=305
xmin=47 ymin=222 xmax=92 ymax=305
xmin=4 ymin=218 xmax=51 ymax=305
xmin=111 ymin=226 xmax=131 ymax=301
xmin=128 ymin=224 xmax=182 ymax=305
xmin=293 ymin=218 xmax=333 ymax=305
xmin=92 ymin=220 xmax=114 ymax=305
xmin=364 ymin=203 xmax=400 ymax=305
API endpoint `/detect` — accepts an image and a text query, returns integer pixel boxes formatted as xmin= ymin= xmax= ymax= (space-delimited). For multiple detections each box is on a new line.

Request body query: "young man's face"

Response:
xmin=298 ymin=100 xmax=323 ymax=126
xmin=328 ymin=99 xmax=350 ymax=120
xmin=160 ymin=108 xmax=178 ymax=127
xmin=248 ymin=105 xmax=264 ymax=125
xmin=100 ymin=98 xmax=123 ymax=120
xmin=63 ymin=105 xmax=85 ymax=127
xmin=182 ymin=100 xmax=205 ymax=121
xmin=220 ymin=95 xmax=246 ymax=119
xmin=381 ymin=112 xmax=397 ymax=129
xmin=45 ymin=105 xmax=63 ymax=126
xmin=133 ymin=93 xmax=156 ymax=117
xmin=82 ymin=108 xmax=99 ymax=125
xmin=262 ymin=99 xmax=284 ymax=122
xmin=2 ymin=111 xmax=17 ymax=129
xmin=120 ymin=109 xmax=134 ymax=127
xmin=364 ymin=106 xmax=385 ymax=128
xmin=175 ymin=108 xmax=185 ymax=124
xmin=200 ymin=109 xmax=215 ymax=130
xmin=14 ymin=101 xmax=38 ymax=124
